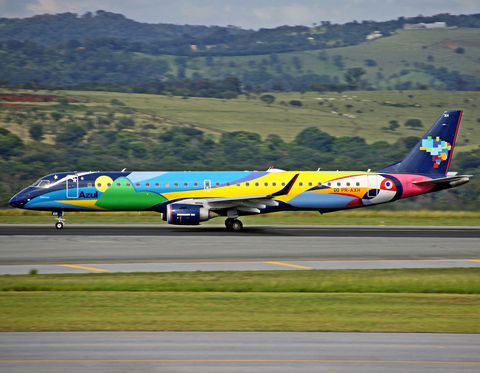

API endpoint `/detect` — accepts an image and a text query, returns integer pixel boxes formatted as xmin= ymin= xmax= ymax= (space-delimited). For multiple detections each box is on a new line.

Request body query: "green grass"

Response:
xmin=66 ymin=89 xmax=480 ymax=147
xmin=1 ymin=269 xmax=479 ymax=332
xmin=2 ymin=269 xmax=479 ymax=293
xmin=3 ymin=88 xmax=480 ymax=149
xmin=1 ymin=209 xmax=480 ymax=225
xmin=2 ymin=292 xmax=479 ymax=332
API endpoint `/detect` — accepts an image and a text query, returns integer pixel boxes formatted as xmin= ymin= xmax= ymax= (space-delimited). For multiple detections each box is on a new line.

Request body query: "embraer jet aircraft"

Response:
xmin=9 ymin=110 xmax=471 ymax=231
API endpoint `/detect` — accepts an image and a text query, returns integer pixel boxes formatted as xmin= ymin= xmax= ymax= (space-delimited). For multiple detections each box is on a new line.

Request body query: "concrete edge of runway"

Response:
xmin=1 ymin=259 xmax=480 ymax=275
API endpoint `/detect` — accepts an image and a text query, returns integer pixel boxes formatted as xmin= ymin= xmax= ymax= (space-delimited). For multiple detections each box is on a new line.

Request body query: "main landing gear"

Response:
xmin=225 ymin=218 xmax=243 ymax=232
xmin=53 ymin=211 xmax=65 ymax=229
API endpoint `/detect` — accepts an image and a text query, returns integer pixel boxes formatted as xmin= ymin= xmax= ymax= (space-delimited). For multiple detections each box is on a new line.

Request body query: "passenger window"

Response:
xmin=255 ymin=182 xmax=259 ymax=187
xmin=126 ymin=183 xmax=131 ymax=187
xmin=346 ymin=182 xmax=350 ymax=186
xmin=165 ymin=183 xmax=169 ymax=187
xmin=318 ymin=182 xmax=322 ymax=187
xmin=337 ymin=182 xmax=341 ymax=186
xmin=107 ymin=183 xmax=112 ymax=187
xmin=136 ymin=183 xmax=140 ymax=187
xmin=174 ymin=183 xmax=179 ymax=187
xmin=299 ymin=182 xmax=303 ymax=187
xmin=246 ymin=183 xmax=250 ymax=187
xmin=87 ymin=183 xmax=92 ymax=188
xmin=265 ymin=182 xmax=268 ymax=187
xmin=194 ymin=182 xmax=198 ymax=187
xmin=97 ymin=183 xmax=102 ymax=188
xmin=309 ymin=182 xmax=312 ymax=187
xmin=226 ymin=182 xmax=230 ymax=186
xmin=272 ymin=182 xmax=276 ymax=187
xmin=282 ymin=182 xmax=285 ymax=187
xmin=117 ymin=183 xmax=121 ymax=187
xmin=327 ymin=182 xmax=331 ymax=187
xmin=155 ymin=183 xmax=159 ymax=187
xmin=356 ymin=182 xmax=360 ymax=186
xmin=215 ymin=182 xmax=220 ymax=187
xmin=184 ymin=182 xmax=188 ymax=187
xmin=146 ymin=183 xmax=150 ymax=187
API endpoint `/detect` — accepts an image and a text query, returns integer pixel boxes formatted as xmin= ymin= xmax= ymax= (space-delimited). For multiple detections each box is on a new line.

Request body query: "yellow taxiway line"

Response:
xmin=59 ymin=264 xmax=109 ymax=272
xmin=265 ymin=261 xmax=313 ymax=269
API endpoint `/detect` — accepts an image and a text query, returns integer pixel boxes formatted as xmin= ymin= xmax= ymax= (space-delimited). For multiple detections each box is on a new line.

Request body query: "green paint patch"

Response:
xmin=95 ymin=177 xmax=167 ymax=210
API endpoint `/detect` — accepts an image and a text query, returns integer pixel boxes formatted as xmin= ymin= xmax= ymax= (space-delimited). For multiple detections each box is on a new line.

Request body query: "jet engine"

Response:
xmin=166 ymin=203 xmax=210 ymax=225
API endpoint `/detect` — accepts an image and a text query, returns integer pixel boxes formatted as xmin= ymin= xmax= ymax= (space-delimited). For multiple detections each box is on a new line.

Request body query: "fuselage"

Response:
xmin=9 ymin=169 xmax=443 ymax=215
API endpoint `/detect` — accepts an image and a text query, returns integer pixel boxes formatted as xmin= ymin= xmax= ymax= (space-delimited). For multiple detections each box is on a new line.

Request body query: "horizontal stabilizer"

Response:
xmin=412 ymin=175 xmax=471 ymax=185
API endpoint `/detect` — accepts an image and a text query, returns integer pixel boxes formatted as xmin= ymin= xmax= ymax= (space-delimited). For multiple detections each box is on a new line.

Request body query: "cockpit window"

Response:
xmin=32 ymin=179 xmax=50 ymax=188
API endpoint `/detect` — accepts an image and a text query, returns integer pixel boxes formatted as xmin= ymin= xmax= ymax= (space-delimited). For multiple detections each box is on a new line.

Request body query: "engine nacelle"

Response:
xmin=166 ymin=203 xmax=210 ymax=225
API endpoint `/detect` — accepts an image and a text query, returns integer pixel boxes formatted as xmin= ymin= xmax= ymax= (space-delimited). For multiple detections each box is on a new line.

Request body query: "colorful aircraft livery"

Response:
xmin=9 ymin=110 xmax=471 ymax=231
xmin=420 ymin=136 xmax=451 ymax=168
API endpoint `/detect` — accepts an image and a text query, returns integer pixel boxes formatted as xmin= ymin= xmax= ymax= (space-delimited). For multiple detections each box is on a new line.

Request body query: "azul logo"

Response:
xmin=419 ymin=136 xmax=451 ymax=169
xmin=79 ymin=191 xmax=98 ymax=198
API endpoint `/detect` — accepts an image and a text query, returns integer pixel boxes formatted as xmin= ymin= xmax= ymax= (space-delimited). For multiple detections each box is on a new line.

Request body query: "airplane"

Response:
xmin=9 ymin=110 xmax=471 ymax=231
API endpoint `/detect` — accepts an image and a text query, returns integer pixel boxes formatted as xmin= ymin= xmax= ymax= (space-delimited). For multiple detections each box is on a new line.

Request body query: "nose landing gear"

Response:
xmin=53 ymin=211 xmax=65 ymax=229
xmin=225 ymin=218 xmax=243 ymax=231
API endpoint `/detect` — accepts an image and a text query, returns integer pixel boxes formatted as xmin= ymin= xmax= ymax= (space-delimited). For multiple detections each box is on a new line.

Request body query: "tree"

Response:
xmin=344 ymin=67 xmax=366 ymax=87
xmin=289 ymin=100 xmax=303 ymax=107
xmin=260 ymin=94 xmax=276 ymax=105
xmin=29 ymin=124 xmax=44 ymax=141
xmin=50 ymin=112 xmax=63 ymax=122
xmin=295 ymin=127 xmax=335 ymax=152
xmin=333 ymin=55 xmax=344 ymax=69
xmin=404 ymin=119 xmax=423 ymax=128
xmin=0 ymin=128 xmax=23 ymax=159
xmin=388 ymin=120 xmax=399 ymax=131
xmin=56 ymin=125 xmax=87 ymax=145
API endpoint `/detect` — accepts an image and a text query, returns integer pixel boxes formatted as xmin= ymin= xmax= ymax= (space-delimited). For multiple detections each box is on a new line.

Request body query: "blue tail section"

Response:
xmin=377 ymin=110 xmax=462 ymax=175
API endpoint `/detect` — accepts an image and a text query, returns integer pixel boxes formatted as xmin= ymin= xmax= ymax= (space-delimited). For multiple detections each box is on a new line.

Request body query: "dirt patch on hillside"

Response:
xmin=0 ymin=94 xmax=60 ymax=103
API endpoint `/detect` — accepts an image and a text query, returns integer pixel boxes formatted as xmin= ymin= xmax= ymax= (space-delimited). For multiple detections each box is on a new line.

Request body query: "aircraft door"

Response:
xmin=204 ymin=179 xmax=211 ymax=192
xmin=367 ymin=175 xmax=378 ymax=198
xmin=66 ymin=174 xmax=79 ymax=198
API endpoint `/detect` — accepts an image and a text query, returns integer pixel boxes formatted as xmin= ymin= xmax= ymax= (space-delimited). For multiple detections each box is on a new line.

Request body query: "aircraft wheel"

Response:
xmin=225 ymin=218 xmax=235 ymax=230
xmin=55 ymin=222 xmax=64 ymax=229
xmin=230 ymin=220 xmax=243 ymax=232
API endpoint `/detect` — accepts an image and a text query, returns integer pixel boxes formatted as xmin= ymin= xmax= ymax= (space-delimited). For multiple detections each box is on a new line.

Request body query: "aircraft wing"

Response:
xmin=171 ymin=173 xmax=300 ymax=215
xmin=174 ymin=194 xmax=279 ymax=215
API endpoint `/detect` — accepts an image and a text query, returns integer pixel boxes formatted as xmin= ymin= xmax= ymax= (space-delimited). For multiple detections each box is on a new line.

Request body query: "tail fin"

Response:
xmin=377 ymin=110 xmax=462 ymax=175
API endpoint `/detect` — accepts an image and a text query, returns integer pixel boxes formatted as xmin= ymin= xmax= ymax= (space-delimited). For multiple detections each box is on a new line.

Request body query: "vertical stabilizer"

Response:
xmin=377 ymin=110 xmax=462 ymax=175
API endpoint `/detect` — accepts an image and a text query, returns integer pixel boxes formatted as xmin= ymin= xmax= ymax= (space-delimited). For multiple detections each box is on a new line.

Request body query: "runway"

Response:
xmin=0 ymin=225 xmax=479 ymax=267
xmin=2 ymin=224 xmax=480 ymax=237
xmin=1 ymin=332 xmax=479 ymax=373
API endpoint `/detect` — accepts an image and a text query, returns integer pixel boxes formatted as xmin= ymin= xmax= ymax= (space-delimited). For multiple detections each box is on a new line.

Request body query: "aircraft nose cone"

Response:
xmin=9 ymin=195 xmax=24 ymax=208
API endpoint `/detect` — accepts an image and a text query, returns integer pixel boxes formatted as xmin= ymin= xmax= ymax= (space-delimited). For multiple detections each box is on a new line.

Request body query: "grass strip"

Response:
xmin=1 ymin=210 xmax=480 ymax=225
xmin=1 ymin=292 xmax=479 ymax=333
xmin=2 ymin=269 xmax=479 ymax=333
xmin=1 ymin=268 xmax=480 ymax=293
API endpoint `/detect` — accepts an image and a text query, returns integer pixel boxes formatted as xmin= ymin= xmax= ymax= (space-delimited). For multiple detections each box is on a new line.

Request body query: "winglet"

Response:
xmin=272 ymin=174 xmax=299 ymax=196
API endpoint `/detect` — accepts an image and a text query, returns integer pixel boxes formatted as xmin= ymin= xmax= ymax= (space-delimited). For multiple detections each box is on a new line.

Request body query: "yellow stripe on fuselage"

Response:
xmin=56 ymin=200 xmax=106 ymax=210
xmin=162 ymin=171 xmax=368 ymax=202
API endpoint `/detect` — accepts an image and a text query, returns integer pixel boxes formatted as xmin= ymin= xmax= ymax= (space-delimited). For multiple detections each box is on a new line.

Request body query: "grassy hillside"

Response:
xmin=61 ymin=90 xmax=480 ymax=150
xmin=154 ymin=29 xmax=480 ymax=90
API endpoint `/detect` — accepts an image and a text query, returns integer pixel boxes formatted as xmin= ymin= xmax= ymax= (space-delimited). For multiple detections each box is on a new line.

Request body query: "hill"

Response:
xmin=0 ymin=89 xmax=479 ymax=209
xmin=0 ymin=12 xmax=480 ymax=90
